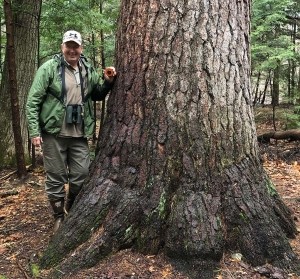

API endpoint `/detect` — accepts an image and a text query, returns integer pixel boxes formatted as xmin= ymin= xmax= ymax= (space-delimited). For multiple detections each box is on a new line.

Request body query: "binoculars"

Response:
xmin=66 ymin=104 xmax=82 ymax=124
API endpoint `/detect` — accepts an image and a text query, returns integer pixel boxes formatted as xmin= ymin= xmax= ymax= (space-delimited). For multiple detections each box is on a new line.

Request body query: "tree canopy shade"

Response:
xmin=40 ymin=0 xmax=300 ymax=278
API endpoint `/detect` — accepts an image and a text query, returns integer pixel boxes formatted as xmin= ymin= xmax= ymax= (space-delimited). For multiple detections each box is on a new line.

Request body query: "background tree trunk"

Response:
xmin=0 ymin=0 xmax=41 ymax=166
xmin=3 ymin=0 xmax=27 ymax=178
xmin=272 ymin=66 xmax=280 ymax=106
xmin=260 ymin=71 xmax=271 ymax=105
xmin=41 ymin=0 xmax=299 ymax=278
xmin=252 ymin=71 xmax=261 ymax=105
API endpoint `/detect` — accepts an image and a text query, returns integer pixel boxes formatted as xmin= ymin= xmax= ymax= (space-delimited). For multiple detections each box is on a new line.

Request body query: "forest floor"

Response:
xmin=0 ymin=106 xmax=300 ymax=279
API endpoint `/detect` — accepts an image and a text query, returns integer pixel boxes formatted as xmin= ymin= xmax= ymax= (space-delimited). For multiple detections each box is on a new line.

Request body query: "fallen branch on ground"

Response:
xmin=0 ymin=165 xmax=32 ymax=182
xmin=0 ymin=189 xmax=19 ymax=198
xmin=257 ymin=129 xmax=300 ymax=143
xmin=16 ymin=258 xmax=31 ymax=279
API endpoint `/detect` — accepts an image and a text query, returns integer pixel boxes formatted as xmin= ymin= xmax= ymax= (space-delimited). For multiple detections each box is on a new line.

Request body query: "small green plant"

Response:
xmin=239 ymin=212 xmax=249 ymax=222
xmin=31 ymin=263 xmax=40 ymax=277
xmin=266 ymin=178 xmax=277 ymax=197
xmin=0 ymin=275 xmax=8 ymax=279
xmin=284 ymin=109 xmax=300 ymax=129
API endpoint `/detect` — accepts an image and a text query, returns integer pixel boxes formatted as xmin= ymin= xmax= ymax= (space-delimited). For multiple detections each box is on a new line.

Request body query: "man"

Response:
xmin=26 ymin=30 xmax=116 ymax=233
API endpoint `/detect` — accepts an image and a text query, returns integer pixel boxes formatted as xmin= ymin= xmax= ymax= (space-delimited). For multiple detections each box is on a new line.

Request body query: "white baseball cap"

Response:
xmin=62 ymin=30 xmax=82 ymax=45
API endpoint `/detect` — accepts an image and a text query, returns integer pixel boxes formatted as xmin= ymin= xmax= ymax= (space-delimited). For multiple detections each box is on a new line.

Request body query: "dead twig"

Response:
xmin=0 ymin=164 xmax=32 ymax=182
xmin=0 ymin=189 xmax=19 ymax=198
xmin=0 ymin=169 xmax=18 ymax=181
xmin=16 ymin=258 xmax=31 ymax=279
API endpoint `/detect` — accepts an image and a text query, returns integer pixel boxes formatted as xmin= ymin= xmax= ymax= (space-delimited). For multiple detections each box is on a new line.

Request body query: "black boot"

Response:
xmin=64 ymin=192 xmax=77 ymax=214
xmin=49 ymin=198 xmax=64 ymax=233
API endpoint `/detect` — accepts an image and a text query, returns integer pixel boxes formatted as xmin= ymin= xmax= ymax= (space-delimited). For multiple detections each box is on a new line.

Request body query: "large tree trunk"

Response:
xmin=41 ymin=0 xmax=299 ymax=278
xmin=0 ymin=0 xmax=41 ymax=166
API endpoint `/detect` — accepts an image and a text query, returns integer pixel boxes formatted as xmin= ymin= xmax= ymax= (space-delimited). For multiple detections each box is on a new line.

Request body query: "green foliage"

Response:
xmin=251 ymin=0 xmax=300 ymax=104
xmin=252 ymin=37 xmax=295 ymax=71
xmin=284 ymin=106 xmax=300 ymax=129
xmin=255 ymin=105 xmax=300 ymax=130
xmin=251 ymin=0 xmax=296 ymax=72
xmin=39 ymin=0 xmax=120 ymax=66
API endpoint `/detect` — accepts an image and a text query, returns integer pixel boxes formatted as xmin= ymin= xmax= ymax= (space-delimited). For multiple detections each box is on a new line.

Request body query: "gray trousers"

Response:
xmin=42 ymin=134 xmax=90 ymax=200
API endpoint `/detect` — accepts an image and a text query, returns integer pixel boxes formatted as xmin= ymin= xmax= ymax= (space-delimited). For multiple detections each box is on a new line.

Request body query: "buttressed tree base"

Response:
xmin=40 ymin=0 xmax=300 ymax=278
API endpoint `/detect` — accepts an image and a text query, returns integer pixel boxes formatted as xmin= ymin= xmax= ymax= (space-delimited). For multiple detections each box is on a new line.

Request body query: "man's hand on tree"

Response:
xmin=103 ymin=67 xmax=117 ymax=83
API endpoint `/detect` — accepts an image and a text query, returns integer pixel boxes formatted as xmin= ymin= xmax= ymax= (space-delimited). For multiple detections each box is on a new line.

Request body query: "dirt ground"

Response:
xmin=0 ymin=140 xmax=300 ymax=278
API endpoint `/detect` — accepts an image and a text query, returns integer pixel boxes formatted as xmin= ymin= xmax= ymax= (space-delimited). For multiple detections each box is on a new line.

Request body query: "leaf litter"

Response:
xmin=0 ymin=142 xmax=299 ymax=279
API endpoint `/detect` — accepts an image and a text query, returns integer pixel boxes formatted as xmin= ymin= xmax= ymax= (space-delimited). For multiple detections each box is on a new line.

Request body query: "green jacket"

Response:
xmin=26 ymin=54 xmax=112 ymax=138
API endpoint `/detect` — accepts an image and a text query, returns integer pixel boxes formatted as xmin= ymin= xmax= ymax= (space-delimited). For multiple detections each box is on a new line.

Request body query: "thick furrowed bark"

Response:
xmin=41 ymin=157 xmax=299 ymax=278
xmin=40 ymin=178 xmax=120 ymax=268
xmin=222 ymin=158 xmax=299 ymax=271
xmin=41 ymin=180 xmax=143 ymax=272
xmin=40 ymin=0 xmax=300 ymax=277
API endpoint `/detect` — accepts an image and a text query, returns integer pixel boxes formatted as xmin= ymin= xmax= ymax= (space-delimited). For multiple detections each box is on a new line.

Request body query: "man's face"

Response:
xmin=61 ymin=41 xmax=83 ymax=66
